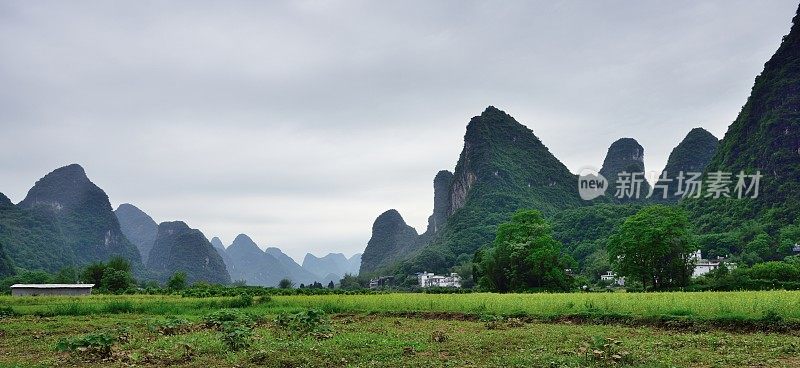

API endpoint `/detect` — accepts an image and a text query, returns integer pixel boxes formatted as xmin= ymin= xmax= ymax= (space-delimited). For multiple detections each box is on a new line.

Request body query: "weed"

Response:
xmin=225 ymin=293 xmax=254 ymax=308
xmin=0 ymin=306 xmax=15 ymax=318
xmin=506 ymin=317 xmax=525 ymax=328
xmin=55 ymin=332 xmax=117 ymax=359
xmin=431 ymin=330 xmax=448 ymax=343
xmin=220 ymin=321 xmax=252 ymax=351
xmin=149 ymin=317 xmax=191 ymax=335
xmin=203 ymin=309 xmax=253 ymax=329
xmin=578 ymin=336 xmax=631 ymax=366
xmin=250 ymin=350 xmax=271 ymax=364
xmin=274 ymin=309 xmax=332 ymax=338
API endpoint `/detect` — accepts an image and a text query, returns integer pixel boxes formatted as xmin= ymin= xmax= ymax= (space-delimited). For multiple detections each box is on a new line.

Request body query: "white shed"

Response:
xmin=10 ymin=284 xmax=95 ymax=297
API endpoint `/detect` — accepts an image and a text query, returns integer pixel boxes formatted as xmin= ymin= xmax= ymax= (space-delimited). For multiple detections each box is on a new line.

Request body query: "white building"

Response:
xmin=418 ymin=272 xmax=461 ymax=288
xmin=600 ymin=271 xmax=625 ymax=286
xmin=691 ymin=250 xmax=734 ymax=277
xmin=11 ymin=284 xmax=95 ymax=297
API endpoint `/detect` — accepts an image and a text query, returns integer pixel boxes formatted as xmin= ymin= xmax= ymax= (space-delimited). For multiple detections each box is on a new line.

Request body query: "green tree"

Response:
xmin=100 ymin=269 xmax=134 ymax=294
xmin=81 ymin=262 xmax=106 ymax=285
xmin=278 ymin=278 xmax=294 ymax=289
xmin=54 ymin=267 xmax=79 ymax=283
xmin=327 ymin=280 xmax=335 ymax=289
xmin=339 ymin=273 xmax=363 ymax=290
xmin=608 ymin=205 xmax=697 ymax=290
xmin=474 ymin=210 xmax=573 ymax=292
xmin=79 ymin=258 xmax=136 ymax=293
xmin=106 ymin=257 xmax=132 ymax=273
xmin=167 ymin=271 xmax=187 ymax=291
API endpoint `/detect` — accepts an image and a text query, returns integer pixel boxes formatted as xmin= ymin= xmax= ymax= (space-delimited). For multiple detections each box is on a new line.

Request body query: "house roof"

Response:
xmin=10 ymin=284 xmax=95 ymax=289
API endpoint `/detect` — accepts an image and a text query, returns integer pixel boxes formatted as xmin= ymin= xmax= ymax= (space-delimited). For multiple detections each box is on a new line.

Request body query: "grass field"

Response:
xmin=2 ymin=291 xmax=800 ymax=367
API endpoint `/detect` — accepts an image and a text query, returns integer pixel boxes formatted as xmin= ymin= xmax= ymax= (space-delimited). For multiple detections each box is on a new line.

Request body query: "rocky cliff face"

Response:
xmin=654 ymin=128 xmax=719 ymax=201
xmin=424 ymin=170 xmax=454 ymax=236
xmin=14 ymin=164 xmax=142 ymax=269
xmin=115 ymin=203 xmax=158 ymax=264
xmin=687 ymin=4 xmax=800 ymax=231
xmin=360 ymin=106 xmax=583 ymax=275
xmin=359 ymin=209 xmax=419 ymax=274
xmin=410 ymin=107 xmax=582 ymax=273
xmin=147 ymin=221 xmax=231 ymax=284
xmin=599 ymin=138 xmax=650 ymax=200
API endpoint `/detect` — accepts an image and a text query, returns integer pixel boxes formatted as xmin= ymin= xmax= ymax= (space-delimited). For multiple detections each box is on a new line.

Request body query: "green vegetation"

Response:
xmin=474 ymin=210 xmax=573 ymax=292
xmin=608 ymin=206 xmax=696 ymax=290
xmin=146 ymin=221 xmax=230 ymax=284
xmin=3 ymin=292 xmax=800 ymax=367
xmin=654 ymin=127 xmax=719 ymax=202
xmin=0 ymin=192 xmax=75 ymax=273
xmin=370 ymin=107 xmax=584 ymax=277
xmin=18 ymin=164 xmax=143 ymax=269
xmin=82 ymin=257 xmax=137 ymax=294
xmin=0 ymin=240 xmax=14 ymax=277
xmin=359 ymin=209 xmax=420 ymax=274
xmin=682 ymin=5 xmax=800 ymax=262
xmin=167 ymin=272 xmax=188 ymax=291
xmin=278 ymin=278 xmax=294 ymax=289
xmin=551 ymin=204 xmax=643 ymax=280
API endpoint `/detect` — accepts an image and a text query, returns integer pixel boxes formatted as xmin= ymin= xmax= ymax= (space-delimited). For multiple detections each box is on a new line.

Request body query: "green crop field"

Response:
xmin=3 ymin=291 xmax=800 ymax=367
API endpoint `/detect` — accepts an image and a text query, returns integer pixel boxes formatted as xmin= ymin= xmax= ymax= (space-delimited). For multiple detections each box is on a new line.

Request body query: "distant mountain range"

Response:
xmin=210 ymin=234 xmax=360 ymax=286
xmin=1 ymin=4 xmax=797 ymax=285
xmin=0 ymin=163 xmax=359 ymax=286
xmin=359 ymin=3 xmax=800 ymax=277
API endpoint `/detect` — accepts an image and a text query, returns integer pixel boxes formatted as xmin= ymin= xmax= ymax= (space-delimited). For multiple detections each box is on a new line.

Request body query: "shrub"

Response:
xmin=203 ymin=309 xmax=253 ymax=329
xmin=0 ymin=306 xmax=16 ymax=318
xmin=55 ymin=332 xmax=116 ymax=359
xmin=220 ymin=321 xmax=252 ymax=351
xmin=149 ymin=317 xmax=192 ymax=336
xmin=274 ymin=309 xmax=332 ymax=338
xmin=225 ymin=293 xmax=253 ymax=308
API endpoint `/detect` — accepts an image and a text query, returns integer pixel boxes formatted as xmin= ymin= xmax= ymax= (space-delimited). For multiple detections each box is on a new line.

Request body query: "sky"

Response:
xmin=1 ymin=0 xmax=798 ymax=262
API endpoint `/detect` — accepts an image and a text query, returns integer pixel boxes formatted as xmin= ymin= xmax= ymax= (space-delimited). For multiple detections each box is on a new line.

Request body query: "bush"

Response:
xmin=225 ymin=293 xmax=254 ymax=308
xmin=149 ymin=317 xmax=192 ymax=335
xmin=220 ymin=321 xmax=252 ymax=351
xmin=55 ymin=332 xmax=117 ymax=359
xmin=203 ymin=309 xmax=253 ymax=330
xmin=274 ymin=309 xmax=331 ymax=338
xmin=167 ymin=272 xmax=188 ymax=291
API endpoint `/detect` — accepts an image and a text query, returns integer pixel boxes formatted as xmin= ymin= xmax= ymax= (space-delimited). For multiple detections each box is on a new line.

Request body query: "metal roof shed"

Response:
xmin=10 ymin=284 xmax=95 ymax=297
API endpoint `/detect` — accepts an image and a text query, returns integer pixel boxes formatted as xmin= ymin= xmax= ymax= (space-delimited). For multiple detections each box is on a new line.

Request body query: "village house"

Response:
xmin=368 ymin=276 xmax=394 ymax=289
xmin=600 ymin=271 xmax=625 ymax=286
xmin=10 ymin=284 xmax=95 ymax=297
xmin=691 ymin=250 xmax=735 ymax=277
xmin=417 ymin=272 xmax=462 ymax=288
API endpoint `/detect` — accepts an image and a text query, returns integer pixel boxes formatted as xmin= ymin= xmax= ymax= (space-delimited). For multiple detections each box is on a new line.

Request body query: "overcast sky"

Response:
xmin=1 ymin=1 xmax=797 ymax=262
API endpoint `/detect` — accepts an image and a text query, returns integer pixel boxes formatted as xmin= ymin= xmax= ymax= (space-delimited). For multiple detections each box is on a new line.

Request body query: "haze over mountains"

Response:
xmin=359 ymin=3 xmax=800 ymax=278
xmin=1 ymin=4 xmax=798 ymax=287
